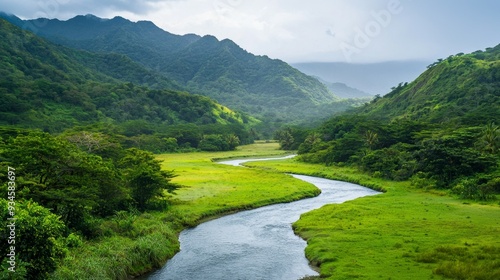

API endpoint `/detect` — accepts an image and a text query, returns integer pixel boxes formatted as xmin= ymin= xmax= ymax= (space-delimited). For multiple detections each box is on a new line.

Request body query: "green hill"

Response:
xmin=293 ymin=44 xmax=499 ymax=194
xmin=357 ymin=45 xmax=500 ymax=125
xmin=0 ymin=18 xmax=253 ymax=137
xmin=1 ymin=13 xmax=343 ymax=123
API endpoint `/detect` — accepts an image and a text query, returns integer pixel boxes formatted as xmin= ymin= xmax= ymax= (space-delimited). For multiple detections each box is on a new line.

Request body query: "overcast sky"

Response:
xmin=1 ymin=0 xmax=499 ymax=63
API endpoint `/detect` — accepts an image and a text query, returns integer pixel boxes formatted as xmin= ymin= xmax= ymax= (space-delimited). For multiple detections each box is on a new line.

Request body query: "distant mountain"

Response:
xmin=327 ymin=82 xmax=372 ymax=99
xmin=313 ymin=76 xmax=372 ymax=99
xmin=292 ymin=61 xmax=430 ymax=95
xmin=1 ymin=13 xmax=341 ymax=123
xmin=0 ymin=18 xmax=249 ymax=133
xmin=356 ymin=44 xmax=500 ymax=125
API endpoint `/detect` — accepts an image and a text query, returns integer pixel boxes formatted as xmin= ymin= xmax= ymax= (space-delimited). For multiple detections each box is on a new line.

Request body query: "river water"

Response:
xmin=147 ymin=156 xmax=380 ymax=280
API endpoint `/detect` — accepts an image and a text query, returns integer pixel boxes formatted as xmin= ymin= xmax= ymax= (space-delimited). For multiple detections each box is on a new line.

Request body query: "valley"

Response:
xmin=0 ymin=6 xmax=499 ymax=280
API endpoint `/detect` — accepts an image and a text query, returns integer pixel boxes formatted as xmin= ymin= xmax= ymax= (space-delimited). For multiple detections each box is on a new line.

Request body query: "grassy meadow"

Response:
xmin=157 ymin=141 xmax=320 ymax=224
xmin=245 ymin=158 xmax=500 ymax=279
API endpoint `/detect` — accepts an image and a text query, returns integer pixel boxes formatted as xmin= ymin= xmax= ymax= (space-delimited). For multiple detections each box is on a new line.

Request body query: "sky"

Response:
xmin=1 ymin=0 xmax=499 ymax=63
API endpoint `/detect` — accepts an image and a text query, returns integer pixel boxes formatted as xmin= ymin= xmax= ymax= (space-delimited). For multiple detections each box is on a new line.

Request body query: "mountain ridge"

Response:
xmin=0 ymin=18 xmax=253 ymax=134
xmin=0 ymin=13 xmax=343 ymax=124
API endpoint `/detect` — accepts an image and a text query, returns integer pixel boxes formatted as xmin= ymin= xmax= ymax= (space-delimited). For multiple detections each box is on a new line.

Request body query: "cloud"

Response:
xmin=0 ymin=0 xmax=177 ymax=19
xmin=1 ymin=0 xmax=499 ymax=63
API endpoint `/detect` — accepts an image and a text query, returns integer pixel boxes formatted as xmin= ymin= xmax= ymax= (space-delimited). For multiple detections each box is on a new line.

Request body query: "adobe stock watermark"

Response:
xmin=22 ymin=0 xmax=69 ymax=33
xmin=6 ymin=167 xmax=17 ymax=273
xmin=213 ymin=0 xmax=243 ymax=18
xmin=339 ymin=0 xmax=404 ymax=62
xmin=8 ymin=0 xmax=69 ymax=51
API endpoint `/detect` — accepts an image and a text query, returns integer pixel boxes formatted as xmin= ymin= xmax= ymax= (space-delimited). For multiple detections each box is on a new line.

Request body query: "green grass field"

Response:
xmin=245 ymin=158 xmax=500 ymax=279
xmin=157 ymin=142 xmax=320 ymax=224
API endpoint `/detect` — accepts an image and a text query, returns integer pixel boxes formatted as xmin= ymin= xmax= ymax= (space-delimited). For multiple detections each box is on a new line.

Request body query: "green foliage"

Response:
xmin=415 ymin=134 xmax=495 ymax=187
xmin=299 ymin=116 xmax=499 ymax=195
xmin=477 ymin=122 xmax=500 ymax=154
xmin=359 ymin=45 xmax=500 ymax=125
xmin=297 ymin=45 xmax=500 ymax=197
xmin=198 ymin=134 xmax=240 ymax=151
xmin=417 ymin=245 xmax=500 ymax=280
xmin=275 ymin=127 xmax=309 ymax=150
xmin=360 ymin=144 xmax=416 ymax=181
xmin=1 ymin=132 xmax=128 ymax=226
xmin=0 ymin=199 xmax=66 ymax=279
xmin=0 ymin=14 xmax=357 ymax=125
xmin=0 ymin=18 xmax=255 ymax=147
xmin=119 ymin=148 xmax=178 ymax=211
xmin=451 ymin=176 xmax=496 ymax=201
xmin=0 ymin=130 xmax=181 ymax=239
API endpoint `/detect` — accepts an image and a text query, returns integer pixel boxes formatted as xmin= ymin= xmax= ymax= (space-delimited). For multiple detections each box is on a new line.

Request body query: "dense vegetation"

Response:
xmin=0 ymin=129 xmax=178 ymax=279
xmin=291 ymin=45 xmax=500 ymax=200
xmin=0 ymin=18 xmax=262 ymax=279
xmin=1 ymin=142 xmax=318 ymax=279
xmin=0 ymin=13 xmax=360 ymax=125
xmin=0 ymin=18 xmax=257 ymax=151
xmin=1 ymin=9 xmax=499 ymax=280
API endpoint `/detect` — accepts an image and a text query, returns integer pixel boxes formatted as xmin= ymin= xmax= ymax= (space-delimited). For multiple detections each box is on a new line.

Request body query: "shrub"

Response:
xmin=452 ymin=178 xmax=495 ymax=201
xmin=0 ymin=199 xmax=67 ymax=279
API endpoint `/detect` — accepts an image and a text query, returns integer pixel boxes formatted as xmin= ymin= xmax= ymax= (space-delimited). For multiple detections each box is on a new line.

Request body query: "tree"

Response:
xmin=198 ymin=134 xmax=228 ymax=151
xmin=119 ymin=148 xmax=178 ymax=210
xmin=298 ymin=132 xmax=321 ymax=154
xmin=0 ymin=199 xmax=67 ymax=279
xmin=275 ymin=128 xmax=295 ymax=150
xmin=1 ymin=132 xmax=128 ymax=229
xmin=415 ymin=136 xmax=495 ymax=187
xmin=223 ymin=134 xmax=240 ymax=150
xmin=478 ymin=122 xmax=499 ymax=154
xmin=363 ymin=130 xmax=379 ymax=150
xmin=65 ymin=131 xmax=106 ymax=153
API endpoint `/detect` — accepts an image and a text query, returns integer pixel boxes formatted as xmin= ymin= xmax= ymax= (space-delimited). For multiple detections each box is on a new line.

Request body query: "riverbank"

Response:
xmin=244 ymin=159 xmax=500 ymax=279
xmin=50 ymin=142 xmax=320 ymax=279
xmin=147 ymin=173 xmax=379 ymax=279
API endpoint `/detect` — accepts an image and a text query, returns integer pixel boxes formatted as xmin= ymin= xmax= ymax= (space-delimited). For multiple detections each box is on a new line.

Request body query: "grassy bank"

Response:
xmin=245 ymin=158 xmax=500 ymax=279
xmin=51 ymin=142 xmax=320 ymax=279
xmin=156 ymin=143 xmax=319 ymax=225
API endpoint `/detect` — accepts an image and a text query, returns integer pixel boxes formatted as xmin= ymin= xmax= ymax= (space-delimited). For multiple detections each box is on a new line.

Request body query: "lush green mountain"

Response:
xmin=357 ymin=46 xmax=500 ymax=125
xmin=290 ymin=45 xmax=499 ymax=197
xmin=1 ymin=13 xmax=341 ymax=123
xmin=0 ymin=18 xmax=254 ymax=138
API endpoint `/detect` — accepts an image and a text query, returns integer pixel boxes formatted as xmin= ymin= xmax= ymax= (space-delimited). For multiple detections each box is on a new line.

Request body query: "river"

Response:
xmin=147 ymin=156 xmax=380 ymax=280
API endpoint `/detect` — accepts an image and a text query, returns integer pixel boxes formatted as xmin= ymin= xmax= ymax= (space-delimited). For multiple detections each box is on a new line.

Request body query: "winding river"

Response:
xmin=147 ymin=156 xmax=380 ymax=280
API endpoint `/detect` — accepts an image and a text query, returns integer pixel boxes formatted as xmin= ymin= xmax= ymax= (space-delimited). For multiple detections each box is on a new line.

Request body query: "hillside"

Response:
xmin=1 ymin=13 xmax=342 ymax=123
xmin=0 ymin=18 xmax=252 ymax=135
xmin=357 ymin=45 xmax=500 ymax=125
xmin=293 ymin=44 xmax=499 ymax=195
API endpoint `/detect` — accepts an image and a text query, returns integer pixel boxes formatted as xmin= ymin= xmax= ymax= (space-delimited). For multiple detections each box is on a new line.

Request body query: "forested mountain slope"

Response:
xmin=1 ymin=13 xmax=342 ymax=123
xmin=0 ymin=18 xmax=249 ymax=134
xmin=293 ymin=45 xmax=499 ymax=197
xmin=357 ymin=45 xmax=500 ymax=125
